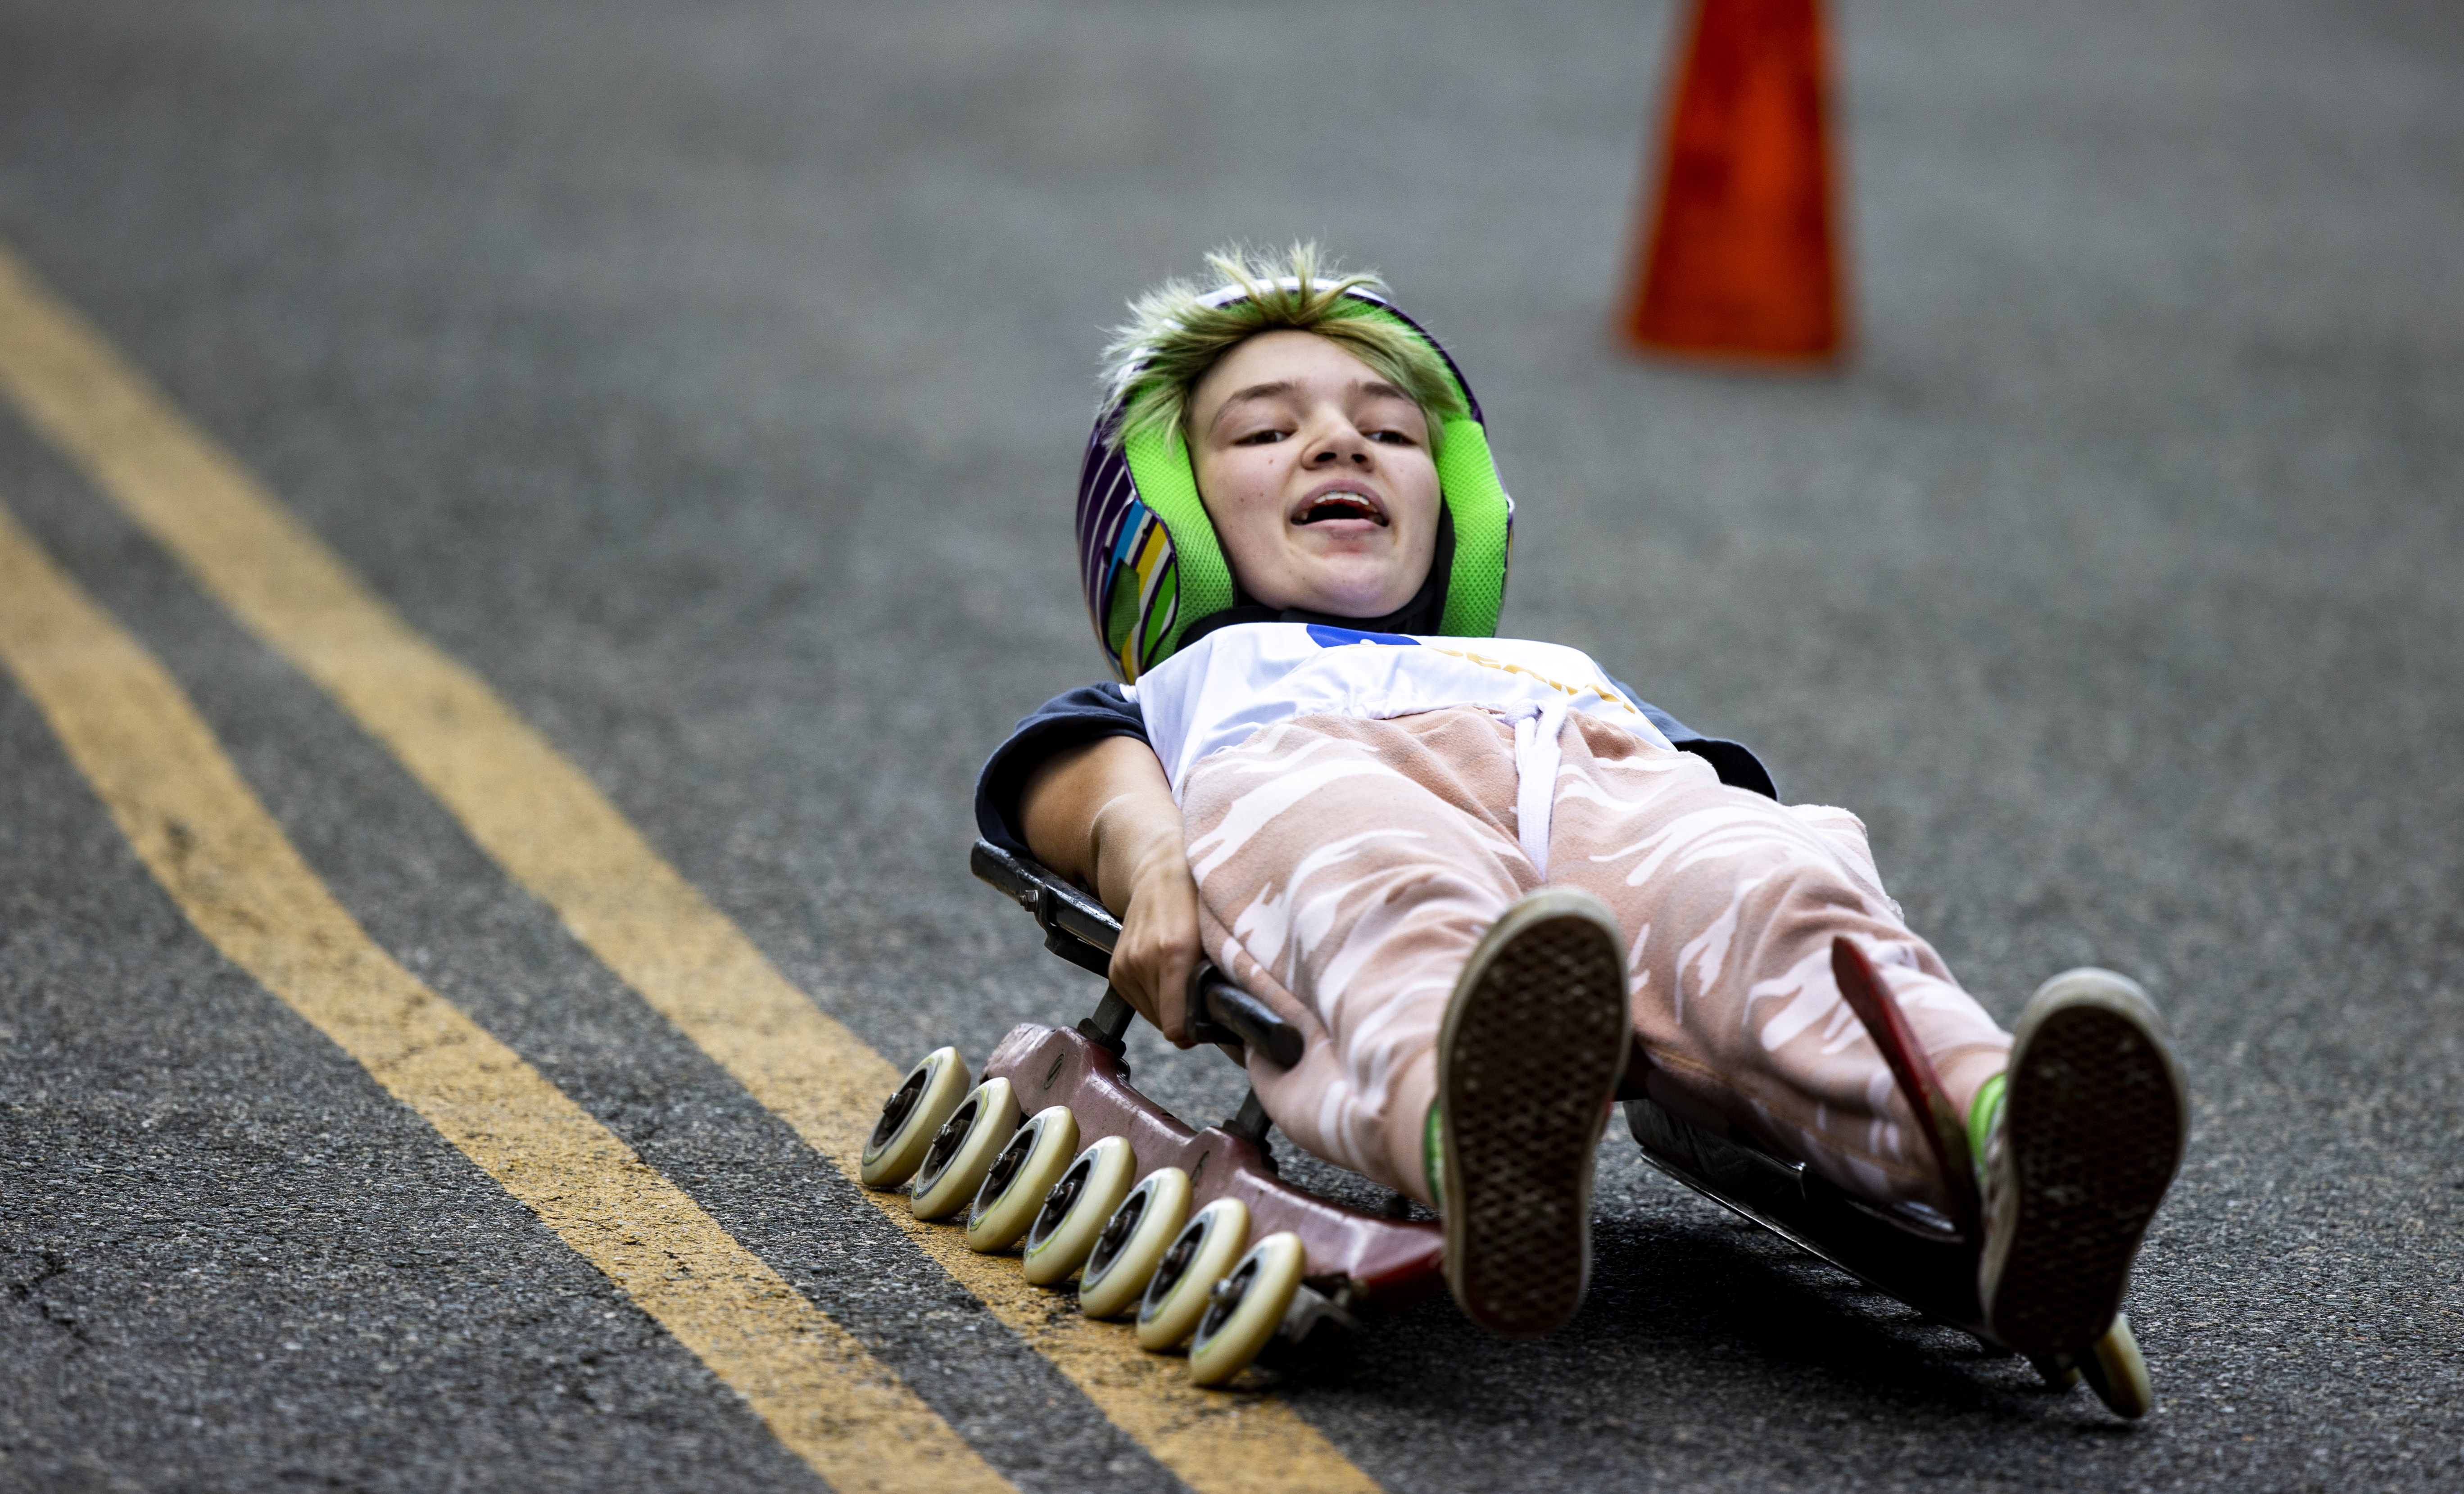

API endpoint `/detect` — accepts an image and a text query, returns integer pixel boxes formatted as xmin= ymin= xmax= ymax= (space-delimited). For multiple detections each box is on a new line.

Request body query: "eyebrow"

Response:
xmin=1215 ymin=380 xmax=1296 ymax=413
xmin=1208 ymin=378 xmax=1418 ymax=428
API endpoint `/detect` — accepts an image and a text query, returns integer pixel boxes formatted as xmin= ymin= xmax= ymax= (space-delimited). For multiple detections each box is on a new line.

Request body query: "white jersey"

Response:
xmin=1126 ymin=623 xmax=1671 ymax=871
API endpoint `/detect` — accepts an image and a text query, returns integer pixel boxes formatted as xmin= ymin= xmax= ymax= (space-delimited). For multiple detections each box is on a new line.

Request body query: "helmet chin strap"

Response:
xmin=1179 ymin=506 xmax=1458 ymax=648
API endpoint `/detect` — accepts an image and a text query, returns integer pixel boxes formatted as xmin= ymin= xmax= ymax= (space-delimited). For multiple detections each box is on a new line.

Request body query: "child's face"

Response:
xmin=1187 ymin=330 xmax=1442 ymax=618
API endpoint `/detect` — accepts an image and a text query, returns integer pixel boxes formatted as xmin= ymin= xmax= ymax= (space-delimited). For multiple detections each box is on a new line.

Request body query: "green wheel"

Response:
xmin=2078 ymin=1313 xmax=2154 ymax=1419
xmin=1077 ymin=1168 xmax=1190 ymax=1320
xmin=1136 ymin=1198 xmax=1249 ymax=1351
xmin=860 ymin=1047 xmax=970 ymax=1190
xmin=908 ymin=1077 xmax=1021 ymax=1221
xmin=1187 ymin=1232 xmax=1306 ymax=1387
xmin=966 ymin=1105 xmax=1080 ymax=1252
xmin=1021 ymin=1136 xmax=1138 ymax=1287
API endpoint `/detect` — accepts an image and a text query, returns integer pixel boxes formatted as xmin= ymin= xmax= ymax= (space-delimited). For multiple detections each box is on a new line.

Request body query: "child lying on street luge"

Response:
xmin=974 ymin=245 xmax=2188 ymax=1352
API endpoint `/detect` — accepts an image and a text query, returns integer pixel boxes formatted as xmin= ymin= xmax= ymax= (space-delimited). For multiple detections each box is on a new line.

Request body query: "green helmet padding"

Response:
xmin=1120 ymin=424 xmax=1234 ymax=659
xmin=1430 ymin=417 xmax=1512 ymax=636
xmin=1117 ymin=309 xmax=1512 ymax=663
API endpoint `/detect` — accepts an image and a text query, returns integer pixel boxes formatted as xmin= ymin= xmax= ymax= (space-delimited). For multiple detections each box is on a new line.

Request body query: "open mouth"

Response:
xmin=1295 ymin=491 xmax=1387 ymax=526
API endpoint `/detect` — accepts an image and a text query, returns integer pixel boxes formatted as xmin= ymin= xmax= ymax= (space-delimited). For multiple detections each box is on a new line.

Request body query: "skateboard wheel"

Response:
xmin=1187 ymin=1232 xmax=1305 ymax=1387
xmin=909 ymin=1077 xmax=1021 ymax=1221
xmin=2078 ymin=1313 xmax=2153 ymax=1419
xmin=860 ymin=1046 xmax=969 ymax=1190
xmin=965 ymin=1104 xmax=1079 ymax=1252
xmin=1021 ymin=1136 xmax=1137 ymax=1287
xmin=1077 ymin=1168 xmax=1191 ymax=1320
xmin=1136 ymin=1198 xmax=1249 ymax=1351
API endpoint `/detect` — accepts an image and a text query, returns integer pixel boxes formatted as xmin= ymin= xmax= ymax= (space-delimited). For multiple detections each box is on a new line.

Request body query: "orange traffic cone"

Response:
xmin=1617 ymin=0 xmax=1846 ymax=363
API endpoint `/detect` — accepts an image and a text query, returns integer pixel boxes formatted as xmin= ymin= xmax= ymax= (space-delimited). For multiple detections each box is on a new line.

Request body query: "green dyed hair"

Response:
xmin=1100 ymin=243 xmax=1470 ymax=457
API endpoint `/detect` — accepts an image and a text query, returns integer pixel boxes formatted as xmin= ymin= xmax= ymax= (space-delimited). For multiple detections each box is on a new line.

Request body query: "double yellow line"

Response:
xmin=0 ymin=244 xmax=1383 ymax=1494
xmin=0 ymin=503 xmax=1009 ymax=1494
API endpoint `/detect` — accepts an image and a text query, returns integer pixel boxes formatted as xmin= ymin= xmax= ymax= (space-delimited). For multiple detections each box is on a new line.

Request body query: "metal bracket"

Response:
xmin=1220 ymin=1088 xmax=1277 ymax=1173
xmin=1077 ymin=987 xmax=1135 ymax=1061
xmin=1278 ymin=1279 xmax=1364 ymax=1346
xmin=1043 ymin=924 xmax=1112 ymax=980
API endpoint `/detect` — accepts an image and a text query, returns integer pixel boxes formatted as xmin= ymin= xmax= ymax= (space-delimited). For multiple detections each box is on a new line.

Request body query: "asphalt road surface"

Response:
xmin=3 ymin=1 xmax=2459 ymax=1490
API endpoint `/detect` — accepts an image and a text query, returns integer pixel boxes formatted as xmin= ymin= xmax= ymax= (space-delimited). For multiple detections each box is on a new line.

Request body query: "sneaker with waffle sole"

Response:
xmin=1974 ymin=968 xmax=2188 ymax=1361
xmin=1430 ymin=888 xmax=1631 ymax=1337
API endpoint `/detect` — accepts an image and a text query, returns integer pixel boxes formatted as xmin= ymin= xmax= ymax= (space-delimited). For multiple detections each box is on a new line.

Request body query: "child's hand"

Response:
xmin=1111 ymin=844 xmax=1203 ymax=1046
xmin=1020 ymin=735 xmax=1204 ymax=1045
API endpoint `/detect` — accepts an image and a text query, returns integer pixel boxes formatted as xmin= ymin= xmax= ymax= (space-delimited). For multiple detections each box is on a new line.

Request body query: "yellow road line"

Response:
xmin=0 ymin=243 xmax=1386 ymax=1494
xmin=0 ymin=500 xmax=1013 ymax=1494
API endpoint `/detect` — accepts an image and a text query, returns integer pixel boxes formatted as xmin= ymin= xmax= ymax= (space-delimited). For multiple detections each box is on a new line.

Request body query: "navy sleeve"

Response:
xmin=974 ymin=683 xmax=1150 ymax=858
xmin=1608 ymin=674 xmax=1780 ymax=801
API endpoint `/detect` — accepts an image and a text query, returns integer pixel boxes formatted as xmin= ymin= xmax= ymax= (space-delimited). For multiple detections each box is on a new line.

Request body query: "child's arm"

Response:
xmin=1019 ymin=735 xmax=1204 ymax=1046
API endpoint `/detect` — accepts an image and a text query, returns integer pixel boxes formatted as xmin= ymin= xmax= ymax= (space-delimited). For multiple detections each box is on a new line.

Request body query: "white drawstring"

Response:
xmin=1503 ymin=695 xmax=1577 ymax=878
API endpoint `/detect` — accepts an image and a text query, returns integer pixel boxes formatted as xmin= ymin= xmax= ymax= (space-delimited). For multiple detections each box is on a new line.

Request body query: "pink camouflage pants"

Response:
xmin=1180 ymin=707 xmax=2013 ymax=1214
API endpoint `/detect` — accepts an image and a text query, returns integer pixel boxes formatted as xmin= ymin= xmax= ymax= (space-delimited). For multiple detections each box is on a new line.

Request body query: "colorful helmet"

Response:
xmin=1074 ymin=283 xmax=1514 ymax=682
